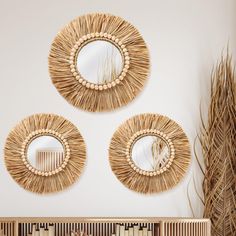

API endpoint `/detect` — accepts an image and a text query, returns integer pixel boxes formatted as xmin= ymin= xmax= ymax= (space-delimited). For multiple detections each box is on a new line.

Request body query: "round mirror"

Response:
xmin=76 ymin=40 xmax=123 ymax=84
xmin=27 ymin=136 xmax=64 ymax=171
xmin=131 ymin=135 xmax=170 ymax=171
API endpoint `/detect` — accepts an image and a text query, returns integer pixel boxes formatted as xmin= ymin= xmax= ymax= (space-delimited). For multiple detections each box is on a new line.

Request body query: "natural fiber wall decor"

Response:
xmin=109 ymin=114 xmax=191 ymax=194
xmin=197 ymin=54 xmax=236 ymax=235
xmin=4 ymin=114 xmax=86 ymax=194
xmin=49 ymin=13 xmax=150 ymax=112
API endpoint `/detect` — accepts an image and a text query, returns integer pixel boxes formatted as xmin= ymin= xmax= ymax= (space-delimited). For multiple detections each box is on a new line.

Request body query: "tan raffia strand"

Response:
xmin=48 ymin=13 xmax=150 ymax=112
xmin=199 ymin=54 xmax=236 ymax=236
xmin=109 ymin=114 xmax=191 ymax=194
xmin=4 ymin=114 xmax=86 ymax=194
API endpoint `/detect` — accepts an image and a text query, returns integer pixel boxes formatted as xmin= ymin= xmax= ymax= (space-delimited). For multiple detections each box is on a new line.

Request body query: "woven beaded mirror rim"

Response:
xmin=4 ymin=114 xmax=86 ymax=194
xmin=109 ymin=113 xmax=191 ymax=194
xmin=48 ymin=13 xmax=150 ymax=112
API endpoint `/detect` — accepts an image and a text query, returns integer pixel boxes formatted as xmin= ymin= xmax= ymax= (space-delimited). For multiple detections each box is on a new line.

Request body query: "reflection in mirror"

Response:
xmin=77 ymin=40 xmax=123 ymax=84
xmin=131 ymin=135 xmax=170 ymax=171
xmin=27 ymin=136 xmax=64 ymax=171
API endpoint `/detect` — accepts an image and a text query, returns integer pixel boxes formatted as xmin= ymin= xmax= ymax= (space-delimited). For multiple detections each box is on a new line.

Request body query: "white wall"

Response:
xmin=0 ymin=0 xmax=235 ymax=217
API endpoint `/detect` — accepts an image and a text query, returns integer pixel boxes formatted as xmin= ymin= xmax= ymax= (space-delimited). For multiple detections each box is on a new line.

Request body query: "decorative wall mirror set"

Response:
xmin=109 ymin=114 xmax=190 ymax=194
xmin=4 ymin=114 xmax=86 ymax=194
xmin=4 ymin=13 xmax=191 ymax=194
xmin=49 ymin=13 xmax=149 ymax=112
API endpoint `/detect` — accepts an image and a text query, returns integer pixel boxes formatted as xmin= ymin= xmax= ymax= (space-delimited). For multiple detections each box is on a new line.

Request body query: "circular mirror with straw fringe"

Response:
xmin=109 ymin=113 xmax=191 ymax=194
xmin=49 ymin=13 xmax=150 ymax=112
xmin=4 ymin=114 xmax=86 ymax=194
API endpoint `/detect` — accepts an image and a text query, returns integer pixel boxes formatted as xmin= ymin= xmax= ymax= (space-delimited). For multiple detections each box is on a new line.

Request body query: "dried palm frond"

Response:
xmin=151 ymin=137 xmax=169 ymax=170
xmin=4 ymin=114 xmax=86 ymax=194
xmin=199 ymin=54 xmax=236 ymax=235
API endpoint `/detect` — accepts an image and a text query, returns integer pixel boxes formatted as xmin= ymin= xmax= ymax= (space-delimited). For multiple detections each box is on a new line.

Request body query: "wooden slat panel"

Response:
xmin=0 ymin=218 xmax=210 ymax=236
xmin=0 ymin=221 xmax=15 ymax=236
xmin=161 ymin=221 xmax=211 ymax=236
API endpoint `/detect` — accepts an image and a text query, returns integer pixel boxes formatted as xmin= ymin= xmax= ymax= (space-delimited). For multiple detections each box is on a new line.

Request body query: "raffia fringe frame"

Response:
xmin=109 ymin=114 xmax=191 ymax=194
xmin=49 ymin=13 xmax=150 ymax=112
xmin=4 ymin=114 xmax=86 ymax=194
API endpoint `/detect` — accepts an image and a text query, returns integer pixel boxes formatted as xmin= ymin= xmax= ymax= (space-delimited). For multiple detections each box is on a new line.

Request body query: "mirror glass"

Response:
xmin=27 ymin=136 xmax=64 ymax=171
xmin=131 ymin=135 xmax=170 ymax=171
xmin=77 ymin=40 xmax=123 ymax=84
